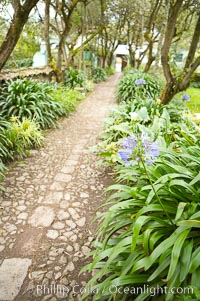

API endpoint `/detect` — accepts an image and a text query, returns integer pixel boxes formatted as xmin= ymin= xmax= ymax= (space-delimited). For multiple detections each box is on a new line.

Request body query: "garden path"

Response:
xmin=0 ymin=73 xmax=121 ymax=301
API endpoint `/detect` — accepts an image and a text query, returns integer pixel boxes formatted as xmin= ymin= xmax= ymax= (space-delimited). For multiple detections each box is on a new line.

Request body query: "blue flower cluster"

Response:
xmin=135 ymin=78 xmax=146 ymax=86
xmin=181 ymin=93 xmax=190 ymax=102
xmin=118 ymin=134 xmax=159 ymax=166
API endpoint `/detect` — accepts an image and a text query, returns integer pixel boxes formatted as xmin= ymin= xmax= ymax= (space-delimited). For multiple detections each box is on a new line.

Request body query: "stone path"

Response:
xmin=0 ymin=74 xmax=120 ymax=301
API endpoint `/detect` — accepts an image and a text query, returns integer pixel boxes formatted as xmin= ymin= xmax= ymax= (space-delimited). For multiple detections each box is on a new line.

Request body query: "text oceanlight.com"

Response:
xmin=36 ymin=284 xmax=194 ymax=297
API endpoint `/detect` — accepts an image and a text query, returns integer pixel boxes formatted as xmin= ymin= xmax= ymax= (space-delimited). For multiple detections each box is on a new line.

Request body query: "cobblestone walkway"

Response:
xmin=0 ymin=74 xmax=120 ymax=301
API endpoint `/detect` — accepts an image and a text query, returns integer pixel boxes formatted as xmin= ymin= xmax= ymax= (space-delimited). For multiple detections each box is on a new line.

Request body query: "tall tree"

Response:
xmin=44 ymin=0 xmax=52 ymax=64
xmin=0 ymin=0 xmax=40 ymax=71
xmin=50 ymin=0 xmax=86 ymax=74
xmin=160 ymin=0 xmax=200 ymax=104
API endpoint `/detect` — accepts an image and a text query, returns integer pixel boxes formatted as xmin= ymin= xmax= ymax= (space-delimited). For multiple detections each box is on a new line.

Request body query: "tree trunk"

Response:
xmin=129 ymin=47 xmax=136 ymax=68
xmin=144 ymin=41 xmax=155 ymax=72
xmin=155 ymin=0 xmax=169 ymax=68
xmin=160 ymin=0 xmax=184 ymax=104
xmin=0 ymin=0 xmax=39 ymax=71
xmin=56 ymin=43 xmax=64 ymax=82
xmin=102 ymin=54 xmax=107 ymax=68
xmin=160 ymin=81 xmax=177 ymax=104
xmin=107 ymin=52 xmax=114 ymax=67
xmin=44 ymin=0 xmax=51 ymax=65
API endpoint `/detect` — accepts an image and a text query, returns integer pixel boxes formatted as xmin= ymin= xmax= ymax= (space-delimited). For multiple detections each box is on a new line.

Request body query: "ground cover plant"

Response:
xmin=117 ymin=69 xmax=161 ymax=102
xmin=90 ymin=67 xmax=107 ymax=83
xmin=50 ymin=85 xmax=84 ymax=114
xmin=0 ymin=78 xmax=66 ymax=129
xmin=105 ymin=66 xmax=116 ymax=76
xmin=6 ymin=117 xmax=44 ymax=158
xmin=82 ymin=72 xmax=200 ymax=301
xmin=64 ymin=68 xmax=86 ymax=89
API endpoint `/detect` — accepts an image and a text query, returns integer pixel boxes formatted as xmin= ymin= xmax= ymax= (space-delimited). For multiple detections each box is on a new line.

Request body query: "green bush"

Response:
xmin=0 ymin=116 xmax=44 ymax=190
xmin=50 ymin=85 xmax=84 ymax=114
xmin=85 ymin=80 xmax=94 ymax=92
xmin=84 ymin=145 xmax=200 ymax=301
xmin=0 ymin=117 xmax=13 ymax=162
xmin=117 ymin=71 xmax=161 ymax=102
xmin=96 ymin=96 xmax=198 ymax=166
xmin=6 ymin=117 xmax=44 ymax=157
xmin=64 ymin=68 xmax=86 ymax=89
xmin=82 ymin=76 xmax=200 ymax=300
xmin=105 ymin=66 xmax=115 ymax=76
xmin=190 ymin=73 xmax=200 ymax=89
xmin=0 ymin=117 xmax=11 ymax=190
xmin=90 ymin=67 xmax=107 ymax=83
xmin=3 ymin=58 xmax=33 ymax=69
xmin=0 ymin=78 xmax=66 ymax=129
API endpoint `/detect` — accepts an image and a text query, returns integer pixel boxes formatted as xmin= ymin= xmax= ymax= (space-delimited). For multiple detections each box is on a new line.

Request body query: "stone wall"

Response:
xmin=0 ymin=66 xmax=56 ymax=84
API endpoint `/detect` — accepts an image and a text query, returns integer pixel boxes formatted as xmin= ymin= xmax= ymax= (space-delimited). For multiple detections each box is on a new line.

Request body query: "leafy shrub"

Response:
xmin=190 ymin=72 xmax=200 ymax=88
xmin=0 ymin=78 xmax=66 ymax=129
xmin=85 ymin=80 xmax=94 ymax=92
xmin=50 ymin=86 xmax=84 ymax=114
xmin=117 ymin=71 xmax=161 ymax=102
xmin=0 ymin=117 xmax=13 ymax=162
xmin=6 ymin=117 xmax=44 ymax=158
xmin=0 ymin=116 xmax=43 ymax=190
xmin=0 ymin=117 xmax=11 ymax=190
xmin=90 ymin=67 xmax=107 ymax=83
xmin=105 ymin=66 xmax=115 ymax=76
xmin=96 ymin=96 xmax=199 ymax=167
xmin=64 ymin=68 xmax=86 ymax=89
xmin=3 ymin=58 xmax=33 ymax=69
xmin=82 ymin=76 xmax=200 ymax=300
xmin=84 ymin=145 xmax=200 ymax=301
xmin=0 ymin=161 xmax=6 ymax=191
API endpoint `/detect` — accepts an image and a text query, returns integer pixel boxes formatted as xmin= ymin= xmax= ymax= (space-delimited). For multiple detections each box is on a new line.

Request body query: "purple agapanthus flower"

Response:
xmin=181 ymin=93 xmax=190 ymax=102
xmin=120 ymin=134 xmax=137 ymax=149
xmin=135 ymin=78 xmax=146 ymax=86
xmin=118 ymin=134 xmax=159 ymax=166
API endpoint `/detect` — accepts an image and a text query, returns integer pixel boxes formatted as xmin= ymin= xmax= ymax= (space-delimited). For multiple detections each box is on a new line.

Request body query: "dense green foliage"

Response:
xmin=3 ymin=58 xmax=33 ymax=69
xmin=0 ymin=77 xmax=86 ymax=190
xmin=83 ymin=75 xmax=200 ymax=300
xmin=90 ymin=67 xmax=107 ymax=83
xmin=0 ymin=78 xmax=66 ymax=129
xmin=190 ymin=73 xmax=200 ymax=89
xmin=105 ymin=66 xmax=116 ymax=76
xmin=117 ymin=69 xmax=161 ymax=102
xmin=51 ymin=86 xmax=84 ymax=114
xmin=64 ymin=68 xmax=86 ymax=89
xmin=6 ymin=117 xmax=44 ymax=157
xmin=0 ymin=116 xmax=43 ymax=190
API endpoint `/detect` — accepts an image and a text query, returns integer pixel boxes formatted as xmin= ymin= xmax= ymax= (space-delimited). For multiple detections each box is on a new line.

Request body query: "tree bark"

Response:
xmin=161 ymin=0 xmax=184 ymax=84
xmin=0 ymin=0 xmax=39 ymax=71
xmin=160 ymin=0 xmax=184 ymax=104
xmin=159 ymin=81 xmax=177 ymax=104
xmin=55 ymin=0 xmax=81 ymax=80
xmin=44 ymin=0 xmax=52 ymax=65
xmin=144 ymin=40 xmax=155 ymax=72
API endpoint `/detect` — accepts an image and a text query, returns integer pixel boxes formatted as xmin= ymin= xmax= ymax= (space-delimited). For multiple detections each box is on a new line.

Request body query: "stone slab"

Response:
xmin=28 ymin=206 xmax=55 ymax=227
xmin=0 ymin=258 xmax=32 ymax=301
xmin=43 ymin=192 xmax=63 ymax=204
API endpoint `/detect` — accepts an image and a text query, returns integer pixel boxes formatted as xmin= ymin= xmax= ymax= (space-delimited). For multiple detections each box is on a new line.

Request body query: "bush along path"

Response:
xmin=0 ymin=73 xmax=121 ymax=301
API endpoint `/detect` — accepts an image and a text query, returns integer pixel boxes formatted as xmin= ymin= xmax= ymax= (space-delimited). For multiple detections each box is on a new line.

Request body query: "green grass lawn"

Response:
xmin=185 ymin=87 xmax=200 ymax=113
